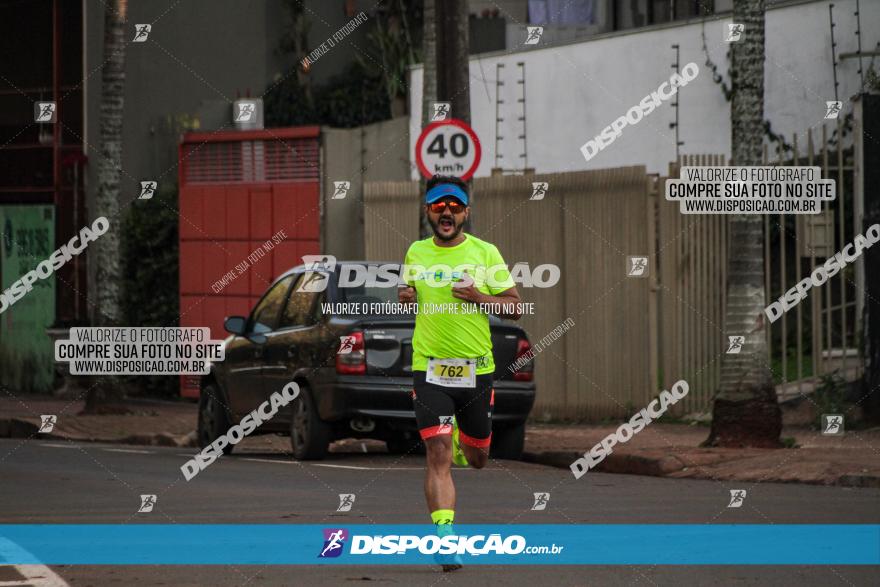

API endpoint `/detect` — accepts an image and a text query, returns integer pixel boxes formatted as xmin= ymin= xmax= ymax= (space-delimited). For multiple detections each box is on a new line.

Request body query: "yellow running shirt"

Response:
xmin=403 ymin=233 xmax=515 ymax=375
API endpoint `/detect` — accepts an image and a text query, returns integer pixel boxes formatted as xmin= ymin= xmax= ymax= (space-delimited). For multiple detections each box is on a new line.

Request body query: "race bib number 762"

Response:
xmin=426 ymin=358 xmax=476 ymax=388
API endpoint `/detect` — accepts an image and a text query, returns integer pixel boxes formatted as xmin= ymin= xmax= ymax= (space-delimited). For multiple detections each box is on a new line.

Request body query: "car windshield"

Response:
xmin=337 ymin=264 xmax=414 ymax=316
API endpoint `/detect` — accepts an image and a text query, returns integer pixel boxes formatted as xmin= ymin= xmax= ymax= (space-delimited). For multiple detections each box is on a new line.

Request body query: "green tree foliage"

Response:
xmin=120 ymin=184 xmax=179 ymax=397
xmin=315 ymin=64 xmax=391 ymax=128
xmin=265 ymin=1 xmax=421 ymax=128
xmin=263 ymin=71 xmax=317 ymax=127
xmin=357 ymin=0 xmax=422 ymax=115
xmin=265 ymin=63 xmax=390 ymax=129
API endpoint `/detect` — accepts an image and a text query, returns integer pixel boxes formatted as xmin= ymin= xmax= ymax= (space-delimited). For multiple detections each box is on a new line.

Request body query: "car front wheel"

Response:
xmin=290 ymin=385 xmax=331 ymax=460
xmin=198 ymin=382 xmax=234 ymax=454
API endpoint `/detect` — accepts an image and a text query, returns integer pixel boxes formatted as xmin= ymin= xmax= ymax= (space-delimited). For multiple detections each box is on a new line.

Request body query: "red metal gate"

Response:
xmin=177 ymin=126 xmax=321 ymax=398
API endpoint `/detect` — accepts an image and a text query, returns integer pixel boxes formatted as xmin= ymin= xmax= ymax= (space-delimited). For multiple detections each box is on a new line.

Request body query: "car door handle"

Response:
xmin=254 ymin=347 xmax=263 ymax=359
xmin=287 ymin=345 xmax=296 ymax=358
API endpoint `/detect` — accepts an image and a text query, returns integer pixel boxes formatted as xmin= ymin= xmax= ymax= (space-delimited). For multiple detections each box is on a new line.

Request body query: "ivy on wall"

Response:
xmin=699 ymin=22 xmax=879 ymax=156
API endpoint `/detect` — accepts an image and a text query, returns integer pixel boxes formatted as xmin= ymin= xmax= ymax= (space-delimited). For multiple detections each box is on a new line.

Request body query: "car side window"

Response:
xmin=248 ymin=276 xmax=294 ymax=334
xmin=279 ymin=273 xmax=321 ymax=329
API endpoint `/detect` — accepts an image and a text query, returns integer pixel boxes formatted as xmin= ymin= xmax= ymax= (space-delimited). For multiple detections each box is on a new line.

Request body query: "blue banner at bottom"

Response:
xmin=1 ymin=525 xmax=877 ymax=565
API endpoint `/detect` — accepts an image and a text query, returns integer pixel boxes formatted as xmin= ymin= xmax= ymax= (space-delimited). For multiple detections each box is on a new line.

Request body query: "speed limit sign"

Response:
xmin=415 ymin=118 xmax=481 ymax=181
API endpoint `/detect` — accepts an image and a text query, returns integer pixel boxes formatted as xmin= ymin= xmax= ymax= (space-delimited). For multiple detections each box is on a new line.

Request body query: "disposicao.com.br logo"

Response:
xmin=317 ymin=528 xmax=563 ymax=558
xmin=319 ymin=528 xmax=349 ymax=558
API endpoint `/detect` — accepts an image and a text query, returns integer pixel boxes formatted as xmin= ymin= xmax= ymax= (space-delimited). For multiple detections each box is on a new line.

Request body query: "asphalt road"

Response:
xmin=1 ymin=438 xmax=878 ymax=586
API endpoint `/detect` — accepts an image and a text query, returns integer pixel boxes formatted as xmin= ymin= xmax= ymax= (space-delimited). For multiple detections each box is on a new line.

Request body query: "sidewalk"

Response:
xmin=523 ymin=422 xmax=880 ymax=488
xmin=2 ymin=395 xmax=878 ymax=487
xmin=0 ymin=395 xmax=198 ymax=447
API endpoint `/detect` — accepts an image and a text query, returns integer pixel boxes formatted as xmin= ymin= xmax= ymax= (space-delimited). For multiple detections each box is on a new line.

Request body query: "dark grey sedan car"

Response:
xmin=198 ymin=261 xmax=536 ymax=460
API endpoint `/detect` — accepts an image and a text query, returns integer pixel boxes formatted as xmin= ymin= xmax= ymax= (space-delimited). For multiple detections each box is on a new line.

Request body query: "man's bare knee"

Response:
xmin=425 ymin=437 xmax=452 ymax=467
xmin=463 ymin=446 xmax=488 ymax=469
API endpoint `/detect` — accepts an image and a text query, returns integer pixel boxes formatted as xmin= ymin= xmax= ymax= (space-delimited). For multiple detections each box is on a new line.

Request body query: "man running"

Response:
xmin=398 ymin=175 xmax=522 ymax=571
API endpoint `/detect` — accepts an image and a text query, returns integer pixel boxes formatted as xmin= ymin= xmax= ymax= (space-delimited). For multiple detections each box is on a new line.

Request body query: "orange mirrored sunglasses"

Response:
xmin=427 ymin=201 xmax=466 ymax=214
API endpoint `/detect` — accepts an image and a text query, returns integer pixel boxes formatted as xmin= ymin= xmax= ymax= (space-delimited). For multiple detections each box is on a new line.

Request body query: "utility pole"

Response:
xmin=419 ymin=0 xmax=471 ymax=238
xmin=419 ymin=0 xmax=437 ymax=239
xmin=420 ymin=0 xmax=474 ymax=238
xmin=435 ymin=0 xmax=470 ymax=125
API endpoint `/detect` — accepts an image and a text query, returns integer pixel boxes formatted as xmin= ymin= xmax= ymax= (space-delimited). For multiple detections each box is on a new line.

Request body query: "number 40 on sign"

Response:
xmin=415 ymin=118 xmax=482 ymax=181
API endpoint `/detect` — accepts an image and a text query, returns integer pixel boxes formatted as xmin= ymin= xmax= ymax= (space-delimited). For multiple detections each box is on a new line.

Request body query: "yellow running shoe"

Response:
xmin=451 ymin=416 xmax=469 ymax=467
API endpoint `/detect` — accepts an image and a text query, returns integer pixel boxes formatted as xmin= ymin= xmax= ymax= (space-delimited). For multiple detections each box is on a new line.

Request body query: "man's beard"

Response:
xmin=428 ymin=215 xmax=463 ymax=242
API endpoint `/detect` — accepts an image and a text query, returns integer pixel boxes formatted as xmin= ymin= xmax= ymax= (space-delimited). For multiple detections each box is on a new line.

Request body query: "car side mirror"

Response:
xmin=247 ymin=333 xmax=268 ymax=345
xmin=224 ymin=316 xmax=247 ymax=335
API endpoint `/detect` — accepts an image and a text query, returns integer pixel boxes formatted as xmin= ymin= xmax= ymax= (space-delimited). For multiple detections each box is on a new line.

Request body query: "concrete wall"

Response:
xmin=298 ymin=1 xmax=372 ymax=87
xmin=321 ymin=116 xmax=410 ymax=260
xmin=83 ymin=1 xmax=293 ymax=323
xmin=83 ymin=0 xmax=372 ymax=206
xmin=84 ymin=1 xmax=292 ymax=202
xmin=82 ymin=0 xmax=374 ymax=309
xmin=409 ymin=0 xmax=880 ymax=177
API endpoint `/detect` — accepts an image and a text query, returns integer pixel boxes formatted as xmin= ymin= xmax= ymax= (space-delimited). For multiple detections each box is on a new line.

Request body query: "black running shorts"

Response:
xmin=411 ymin=371 xmax=494 ymax=448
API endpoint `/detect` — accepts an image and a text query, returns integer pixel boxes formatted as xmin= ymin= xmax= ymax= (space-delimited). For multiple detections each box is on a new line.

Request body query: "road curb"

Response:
xmin=523 ymin=449 xmax=879 ymax=488
xmin=523 ymin=450 xmax=685 ymax=476
xmin=0 ymin=418 xmax=42 ymax=438
xmin=836 ymin=474 xmax=880 ymax=488
xmin=4 ymin=418 xmax=879 ymax=488
xmin=0 ymin=417 xmax=197 ymax=448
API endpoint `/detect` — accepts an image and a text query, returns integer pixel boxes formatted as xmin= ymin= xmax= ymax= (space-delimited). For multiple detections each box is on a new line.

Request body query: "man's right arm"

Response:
xmin=399 ymin=246 xmax=416 ymax=304
xmin=398 ymin=284 xmax=416 ymax=304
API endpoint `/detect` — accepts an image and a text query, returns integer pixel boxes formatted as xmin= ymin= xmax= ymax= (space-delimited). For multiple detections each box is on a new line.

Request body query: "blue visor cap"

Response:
xmin=425 ymin=183 xmax=469 ymax=206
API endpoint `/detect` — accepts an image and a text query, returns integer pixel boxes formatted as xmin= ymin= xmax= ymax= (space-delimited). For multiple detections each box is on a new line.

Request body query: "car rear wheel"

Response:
xmin=290 ymin=385 xmax=330 ymax=460
xmin=198 ymin=383 xmax=234 ymax=455
xmin=490 ymin=421 xmax=525 ymax=460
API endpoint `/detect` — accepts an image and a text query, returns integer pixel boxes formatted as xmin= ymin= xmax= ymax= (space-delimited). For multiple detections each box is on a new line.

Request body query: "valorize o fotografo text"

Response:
xmin=666 ymin=166 xmax=836 ymax=214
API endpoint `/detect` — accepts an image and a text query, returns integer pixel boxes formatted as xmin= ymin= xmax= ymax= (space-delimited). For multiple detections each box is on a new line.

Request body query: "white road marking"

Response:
xmin=101 ymin=448 xmax=153 ymax=454
xmin=0 ymin=539 xmax=71 ymax=587
xmin=37 ymin=443 xmax=77 ymax=449
xmin=3 ymin=565 xmax=70 ymax=587
xmin=312 ymin=463 xmax=440 ymax=471
xmin=238 ymin=459 xmax=433 ymax=470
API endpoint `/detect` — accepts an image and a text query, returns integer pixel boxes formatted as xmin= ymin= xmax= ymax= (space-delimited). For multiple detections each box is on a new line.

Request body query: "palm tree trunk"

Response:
xmin=84 ymin=0 xmax=127 ymax=414
xmin=705 ymin=0 xmax=782 ymax=447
